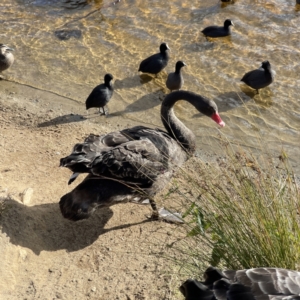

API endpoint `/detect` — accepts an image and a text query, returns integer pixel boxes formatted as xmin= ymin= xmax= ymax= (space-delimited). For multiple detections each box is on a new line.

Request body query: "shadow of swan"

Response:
xmin=0 ymin=199 xmax=150 ymax=254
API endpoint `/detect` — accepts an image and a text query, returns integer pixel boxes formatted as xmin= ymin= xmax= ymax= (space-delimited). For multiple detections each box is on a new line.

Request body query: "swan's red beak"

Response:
xmin=211 ymin=113 xmax=225 ymax=127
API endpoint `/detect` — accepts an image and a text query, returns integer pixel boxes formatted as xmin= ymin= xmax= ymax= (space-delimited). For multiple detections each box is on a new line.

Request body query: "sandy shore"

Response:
xmin=0 ymin=80 xmax=186 ymax=300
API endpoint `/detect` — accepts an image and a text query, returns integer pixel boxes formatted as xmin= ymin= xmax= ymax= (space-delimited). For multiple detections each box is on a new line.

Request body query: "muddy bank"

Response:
xmin=0 ymin=80 xmax=186 ymax=300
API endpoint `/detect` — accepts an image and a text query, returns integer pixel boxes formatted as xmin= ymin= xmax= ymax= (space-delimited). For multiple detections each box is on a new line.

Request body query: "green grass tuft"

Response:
xmin=164 ymin=141 xmax=300 ymax=276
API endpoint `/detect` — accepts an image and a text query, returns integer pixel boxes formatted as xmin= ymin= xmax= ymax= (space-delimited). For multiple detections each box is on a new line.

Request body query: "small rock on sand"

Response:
xmin=22 ymin=188 xmax=34 ymax=205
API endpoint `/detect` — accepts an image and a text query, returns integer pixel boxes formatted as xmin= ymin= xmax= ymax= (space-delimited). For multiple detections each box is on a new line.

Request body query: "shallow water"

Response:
xmin=1 ymin=0 xmax=300 ymax=169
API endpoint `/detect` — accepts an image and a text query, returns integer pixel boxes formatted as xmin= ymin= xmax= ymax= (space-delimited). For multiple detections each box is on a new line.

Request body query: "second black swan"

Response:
xmin=59 ymin=90 xmax=225 ymax=221
xmin=180 ymin=266 xmax=300 ymax=300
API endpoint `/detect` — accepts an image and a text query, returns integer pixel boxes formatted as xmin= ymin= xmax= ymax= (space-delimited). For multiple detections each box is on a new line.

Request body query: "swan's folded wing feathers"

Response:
xmin=91 ymin=139 xmax=168 ymax=182
xmin=179 ymin=278 xmax=215 ymax=300
xmin=101 ymin=131 xmax=133 ymax=146
xmin=231 ymin=268 xmax=300 ymax=297
xmin=286 ymin=270 xmax=300 ymax=294
xmin=227 ymin=283 xmax=256 ymax=300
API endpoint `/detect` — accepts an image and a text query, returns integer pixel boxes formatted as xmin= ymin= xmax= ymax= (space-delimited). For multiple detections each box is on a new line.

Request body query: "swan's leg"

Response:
xmin=149 ymin=198 xmax=159 ymax=220
xmin=148 ymin=198 xmax=183 ymax=223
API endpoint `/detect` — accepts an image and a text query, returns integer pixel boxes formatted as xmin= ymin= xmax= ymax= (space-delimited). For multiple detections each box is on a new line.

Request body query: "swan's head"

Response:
xmin=197 ymin=98 xmax=225 ymax=127
xmin=211 ymin=112 xmax=225 ymax=127
xmin=59 ymin=178 xmax=106 ymax=221
xmin=59 ymin=191 xmax=97 ymax=221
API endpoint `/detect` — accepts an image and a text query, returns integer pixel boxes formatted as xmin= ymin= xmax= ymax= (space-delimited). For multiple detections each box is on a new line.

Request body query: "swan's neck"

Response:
xmin=161 ymin=92 xmax=196 ymax=153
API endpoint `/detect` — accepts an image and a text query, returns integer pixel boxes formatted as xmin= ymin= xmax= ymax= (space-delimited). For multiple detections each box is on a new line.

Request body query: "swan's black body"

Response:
xmin=241 ymin=61 xmax=275 ymax=93
xmin=60 ymin=90 xmax=225 ymax=221
xmin=166 ymin=61 xmax=186 ymax=92
xmin=201 ymin=19 xmax=234 ymax=39
xmin=138 ymin=43 xmax=170 ymax=75
xmin=85 ymin=73 xmax=114 ymax=115
xmin=180 ymin=266 xmax=300 ymax=300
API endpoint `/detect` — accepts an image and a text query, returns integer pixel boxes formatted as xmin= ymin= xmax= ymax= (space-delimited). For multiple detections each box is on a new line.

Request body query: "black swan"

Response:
xmin=59 ymin=90 xmax=225 ymax=221
xmin=241 ymin=61 xmax=275 ymax=94
xmin=0 ymin=44 xmax=14 ymax=76
xmin=180 ymin=266 xmax=300 ymax=300
xmin=85 ymin=73 xmax=114 ymax=115
xmin=201 ymin=19 xmax=234 ymax=39
xmin=138 ymin=43 xmax=170 ymax=75
xmin=166 ymin=61 xmax=186 ymax=92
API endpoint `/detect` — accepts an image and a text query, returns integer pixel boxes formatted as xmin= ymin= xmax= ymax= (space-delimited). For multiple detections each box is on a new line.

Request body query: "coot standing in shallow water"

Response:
xmin=85 ymin=73 xmax=114 ymax=115
xmin=241 ymin=61 xmax=275 ymax=94
xmin=0 ymin=44 xmax=14 ymax=77
xmin=166 ymin=61 xmax=186 ymax=92
xmin=201 ymin=19 xmax=234 ymax=40
xmin=138 ymin=43 xmax=170 ymax=75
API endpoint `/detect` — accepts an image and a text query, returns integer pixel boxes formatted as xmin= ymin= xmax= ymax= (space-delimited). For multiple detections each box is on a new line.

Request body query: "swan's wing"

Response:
xmin=227 ymin=268 xmax=300 ymax=297
xmin=60 ymin=130 xmax=137 ymax=170
xmin=91 ymin=136 xmax=170 ymax=184
xmin=180 ymin=268 xmax=300 ymax=300
xmin=179 ymin=279 xmax=215 ymax=300
xmin=60 ymin=126 xmax=176 ymax=184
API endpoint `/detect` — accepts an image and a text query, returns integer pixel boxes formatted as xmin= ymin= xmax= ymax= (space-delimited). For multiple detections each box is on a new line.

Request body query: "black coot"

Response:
xmin=201 ymin=19 xmax=234 ymax=39
xmin=138 ymin=43 xmax=170 ymax=75
xmin=241 ymin=61 xmax=275 ymax=94
xmin=85 ymin=73 xmax=114 ymax=115
xmin=166 ymin=61 xmax=186 ymax=91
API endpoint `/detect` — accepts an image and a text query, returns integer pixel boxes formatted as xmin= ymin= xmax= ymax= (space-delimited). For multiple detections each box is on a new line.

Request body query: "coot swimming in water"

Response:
xmin=201 ymin=19 xmax=234 ymax=39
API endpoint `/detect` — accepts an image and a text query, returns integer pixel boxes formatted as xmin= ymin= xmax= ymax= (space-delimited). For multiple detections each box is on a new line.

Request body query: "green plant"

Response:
xmin=165 ymin=141 xmax=300 ymax=276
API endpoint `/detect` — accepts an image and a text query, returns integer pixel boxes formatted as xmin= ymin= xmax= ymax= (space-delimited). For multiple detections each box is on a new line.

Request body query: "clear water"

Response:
xmin=1 ymin=0 xmax=300 ymax=169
